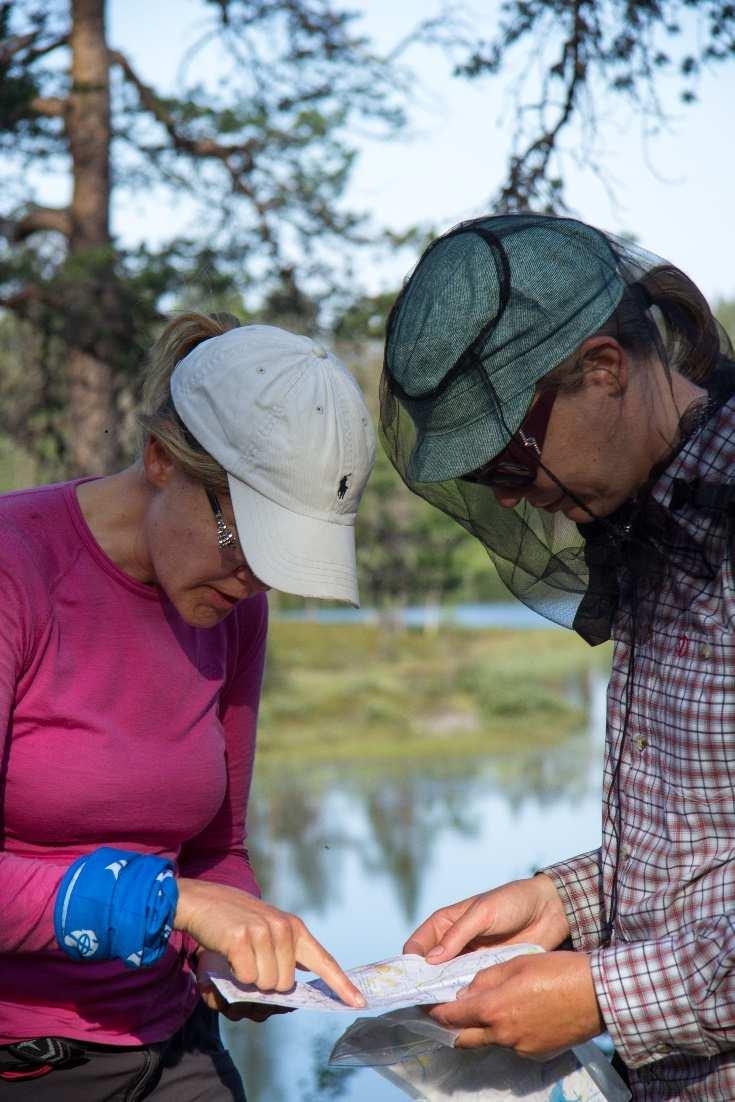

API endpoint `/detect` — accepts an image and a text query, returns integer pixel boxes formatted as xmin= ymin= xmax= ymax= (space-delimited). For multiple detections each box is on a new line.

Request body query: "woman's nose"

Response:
xmin=233 ymin=564 xmax=270 ymax=594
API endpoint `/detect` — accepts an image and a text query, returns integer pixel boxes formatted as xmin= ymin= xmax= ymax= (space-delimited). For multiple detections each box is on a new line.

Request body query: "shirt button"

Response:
xmin=700 ymin=643 xmax=712 ymax=659
xmin=312 ymin=342 xmax=328 ymax=359
xmin=622 ymin=845 xmax=632 ymax=860
xmin=636 ymin=736 xmax=648 ymax=751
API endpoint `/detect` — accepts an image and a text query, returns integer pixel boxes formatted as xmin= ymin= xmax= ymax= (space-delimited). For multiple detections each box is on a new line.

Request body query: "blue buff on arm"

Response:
xmin=53 ymin=847 xmax=179 ymax=968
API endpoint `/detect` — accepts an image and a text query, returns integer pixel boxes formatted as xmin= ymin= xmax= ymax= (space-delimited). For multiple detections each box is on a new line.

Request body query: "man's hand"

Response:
xmin=428 ymin=950 xmax=603 ymax=1058
xmin=404 ymin=875 xmax=570 ymax=964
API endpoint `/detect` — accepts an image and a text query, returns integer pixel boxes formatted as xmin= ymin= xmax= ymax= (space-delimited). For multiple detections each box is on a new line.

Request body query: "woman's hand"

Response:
xmin=195 ymin=949 xmax=294 ymax=1022
xmin=428 ymin=950 xmax=603 ymax=1057
xmin=403 ymin=875 xmax=570 ymax=963
xmin=175 ymin=879 xmax=365 ymax=1009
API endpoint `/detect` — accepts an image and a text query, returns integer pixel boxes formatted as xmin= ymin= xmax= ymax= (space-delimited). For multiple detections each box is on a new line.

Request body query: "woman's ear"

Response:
xmin=578 ymin=336 xmax=629 ymax=397
xmin=142 ymin=436 xmax=175 ymax=488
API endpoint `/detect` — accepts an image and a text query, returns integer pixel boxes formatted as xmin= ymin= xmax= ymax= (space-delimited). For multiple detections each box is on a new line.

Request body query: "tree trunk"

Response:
xmin=66 ymin=0 xmax=117 ymax=474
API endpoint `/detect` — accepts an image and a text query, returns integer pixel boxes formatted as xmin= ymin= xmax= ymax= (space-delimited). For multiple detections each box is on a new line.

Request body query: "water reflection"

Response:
xmin=360 ymin=779 xmax=478 ymax=923
xmin=224 ymin=1022 xmax=357 ymax=1102
xmin=227 ymin=671 xmax=607 ymax=1101
xmin=248 ymin=779 xmax=355 ymax=913
xmin=246 ymin=762 xmax=486 ymax=923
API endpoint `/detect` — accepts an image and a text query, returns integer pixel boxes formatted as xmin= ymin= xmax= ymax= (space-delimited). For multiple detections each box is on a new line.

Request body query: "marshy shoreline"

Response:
xmin=259 ymin=622 xmax=611 ymax=760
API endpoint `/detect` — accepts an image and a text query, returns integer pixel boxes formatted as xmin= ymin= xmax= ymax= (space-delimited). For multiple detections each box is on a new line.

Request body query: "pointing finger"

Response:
xmin=295 ymin=930 xmax=366 ymax=1009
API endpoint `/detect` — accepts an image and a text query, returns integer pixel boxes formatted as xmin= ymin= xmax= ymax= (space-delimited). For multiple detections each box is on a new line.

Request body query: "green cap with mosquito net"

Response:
xmin=379 ymin=213 xmax=695 ymax=645
xmin=385 ymin=214 xmax=625 ymax=483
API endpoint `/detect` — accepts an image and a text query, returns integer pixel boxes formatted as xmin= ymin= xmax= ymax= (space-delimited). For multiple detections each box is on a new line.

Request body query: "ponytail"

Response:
xmin=136 ymin=312 xmax=241 ymax=492
xmin=639 ymin=266 xmax=726 ymax=383
xmin=545 ymin=262 xmax=730 ymax=394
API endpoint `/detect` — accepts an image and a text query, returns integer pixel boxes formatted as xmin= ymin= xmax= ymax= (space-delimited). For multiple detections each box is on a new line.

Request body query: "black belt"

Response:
xmin=0 ymin=1037 xmax=87 ymax=1080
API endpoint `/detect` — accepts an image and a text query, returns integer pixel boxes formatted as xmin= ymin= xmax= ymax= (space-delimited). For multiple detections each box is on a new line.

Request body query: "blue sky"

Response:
xmin=107 ymin=0 xmax=735 ymax=304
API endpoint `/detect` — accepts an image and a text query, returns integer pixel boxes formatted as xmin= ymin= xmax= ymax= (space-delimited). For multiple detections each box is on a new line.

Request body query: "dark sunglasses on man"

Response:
xmin=461 ymin=387 xmax=557 ymax=488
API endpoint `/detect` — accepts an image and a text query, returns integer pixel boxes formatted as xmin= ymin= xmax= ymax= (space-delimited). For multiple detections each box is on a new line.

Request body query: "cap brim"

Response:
xmin=406 ymin=383 xmax=536 ymax=483
xmin=228 ymin=476 xmax=360 ymax=606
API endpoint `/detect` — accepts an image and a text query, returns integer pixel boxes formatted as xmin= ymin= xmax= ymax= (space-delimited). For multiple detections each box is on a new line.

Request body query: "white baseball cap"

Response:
xmin=171 ymin=324 xmax=376 ymax=605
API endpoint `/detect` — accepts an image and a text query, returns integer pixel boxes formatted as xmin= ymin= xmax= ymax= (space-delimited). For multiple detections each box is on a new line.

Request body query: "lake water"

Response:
xmin=276 ymin=601 xmax=553 ymax=631
xmin=221 ymin=668 xmax=609 ymax=1101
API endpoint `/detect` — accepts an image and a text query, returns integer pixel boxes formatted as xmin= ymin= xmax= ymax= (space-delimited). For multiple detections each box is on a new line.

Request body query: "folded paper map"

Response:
xmin=208 ymin=943 xmax=543 ymax=1012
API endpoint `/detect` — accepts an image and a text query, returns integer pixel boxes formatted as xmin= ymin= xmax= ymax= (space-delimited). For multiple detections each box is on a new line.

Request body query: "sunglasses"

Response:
xmin=461 ymin=387 xmax=557 ymax=489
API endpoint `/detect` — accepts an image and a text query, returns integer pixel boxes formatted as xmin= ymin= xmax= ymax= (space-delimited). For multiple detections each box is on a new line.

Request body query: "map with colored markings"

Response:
xmin=209 ymin=943 xmax=543 ymax=1011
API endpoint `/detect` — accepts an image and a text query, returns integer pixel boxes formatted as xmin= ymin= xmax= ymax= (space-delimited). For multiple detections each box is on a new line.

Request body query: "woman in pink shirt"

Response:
xmin=0 ymin=312 xmax=375 ymax=1099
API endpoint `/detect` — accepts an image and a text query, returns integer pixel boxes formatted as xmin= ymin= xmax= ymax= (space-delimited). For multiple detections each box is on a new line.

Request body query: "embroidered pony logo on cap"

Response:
xmin=338 ymin=474 xmax=352 ymax=500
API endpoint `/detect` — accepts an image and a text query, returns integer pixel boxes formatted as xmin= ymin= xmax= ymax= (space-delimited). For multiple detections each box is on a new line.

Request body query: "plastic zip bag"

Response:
xmin=330 ymin=1008 xmax=630 ymax=1101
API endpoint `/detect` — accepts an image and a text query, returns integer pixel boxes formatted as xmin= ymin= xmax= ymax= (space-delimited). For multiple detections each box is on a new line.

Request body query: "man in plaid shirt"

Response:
xmin=381 ymin=213 xmax=735 ymax=1100
xmin=539 ymin=392 xmax=735 ymax=1098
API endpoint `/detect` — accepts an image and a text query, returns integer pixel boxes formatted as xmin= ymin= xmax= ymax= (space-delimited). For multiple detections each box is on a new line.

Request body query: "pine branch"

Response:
xmin=29 ymin=95 xmax=67 ymax=117
xmin=0 ymin=30 xmax=68 ymax=66
xmin=6 ymin=204 xmax=72 ymax=240
xmin=24 ymin=31 xmax=68 ymax=64
xmin=108 ymin=48 xmax=255 ymax=165
xmin=497 ymin=0 xmax=591 ymax=210
xmin=109 ymin=47 xmax=280 ymax=244
xmin=0 ymin=31 xmax=36 ymax=64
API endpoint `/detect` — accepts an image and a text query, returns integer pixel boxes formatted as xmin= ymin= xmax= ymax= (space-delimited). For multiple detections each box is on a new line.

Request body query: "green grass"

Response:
xmin=259 ymin=622 xmax=611 ymax=760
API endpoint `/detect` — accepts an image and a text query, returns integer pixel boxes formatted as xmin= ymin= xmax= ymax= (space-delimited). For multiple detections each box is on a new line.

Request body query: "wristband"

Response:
xmin=53 ymin=847 xmax=178 ymax=969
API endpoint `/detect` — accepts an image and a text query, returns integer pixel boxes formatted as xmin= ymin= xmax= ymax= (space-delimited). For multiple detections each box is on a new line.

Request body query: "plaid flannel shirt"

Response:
xmin=543 ymin=394 xmax=735 ymax=1101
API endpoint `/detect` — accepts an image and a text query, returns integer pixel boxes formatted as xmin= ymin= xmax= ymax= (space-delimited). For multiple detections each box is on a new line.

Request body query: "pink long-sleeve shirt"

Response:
xmin=0 ymin=479 xmax=267 ymax=1045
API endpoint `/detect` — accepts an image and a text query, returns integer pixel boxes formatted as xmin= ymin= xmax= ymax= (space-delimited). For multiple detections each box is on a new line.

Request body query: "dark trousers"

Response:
xmin=0 ymin=1003 xmax=246 ymax=1101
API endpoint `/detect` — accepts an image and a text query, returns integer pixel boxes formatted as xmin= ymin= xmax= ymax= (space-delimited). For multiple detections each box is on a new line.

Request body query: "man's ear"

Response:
xmin=578 ymin=336 xmax=629 ymax=397
xmin=142 ymin=436 xmax=175 ymax=488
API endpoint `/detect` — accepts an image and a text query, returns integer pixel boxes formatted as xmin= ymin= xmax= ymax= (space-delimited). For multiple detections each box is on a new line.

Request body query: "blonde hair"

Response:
xmin=136 ymin=311 xmax=241 ymax=494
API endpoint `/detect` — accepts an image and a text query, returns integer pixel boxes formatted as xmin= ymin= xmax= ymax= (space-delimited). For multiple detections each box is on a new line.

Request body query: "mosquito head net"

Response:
xmin=380 ymin=212 xmax=731 ymax=643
